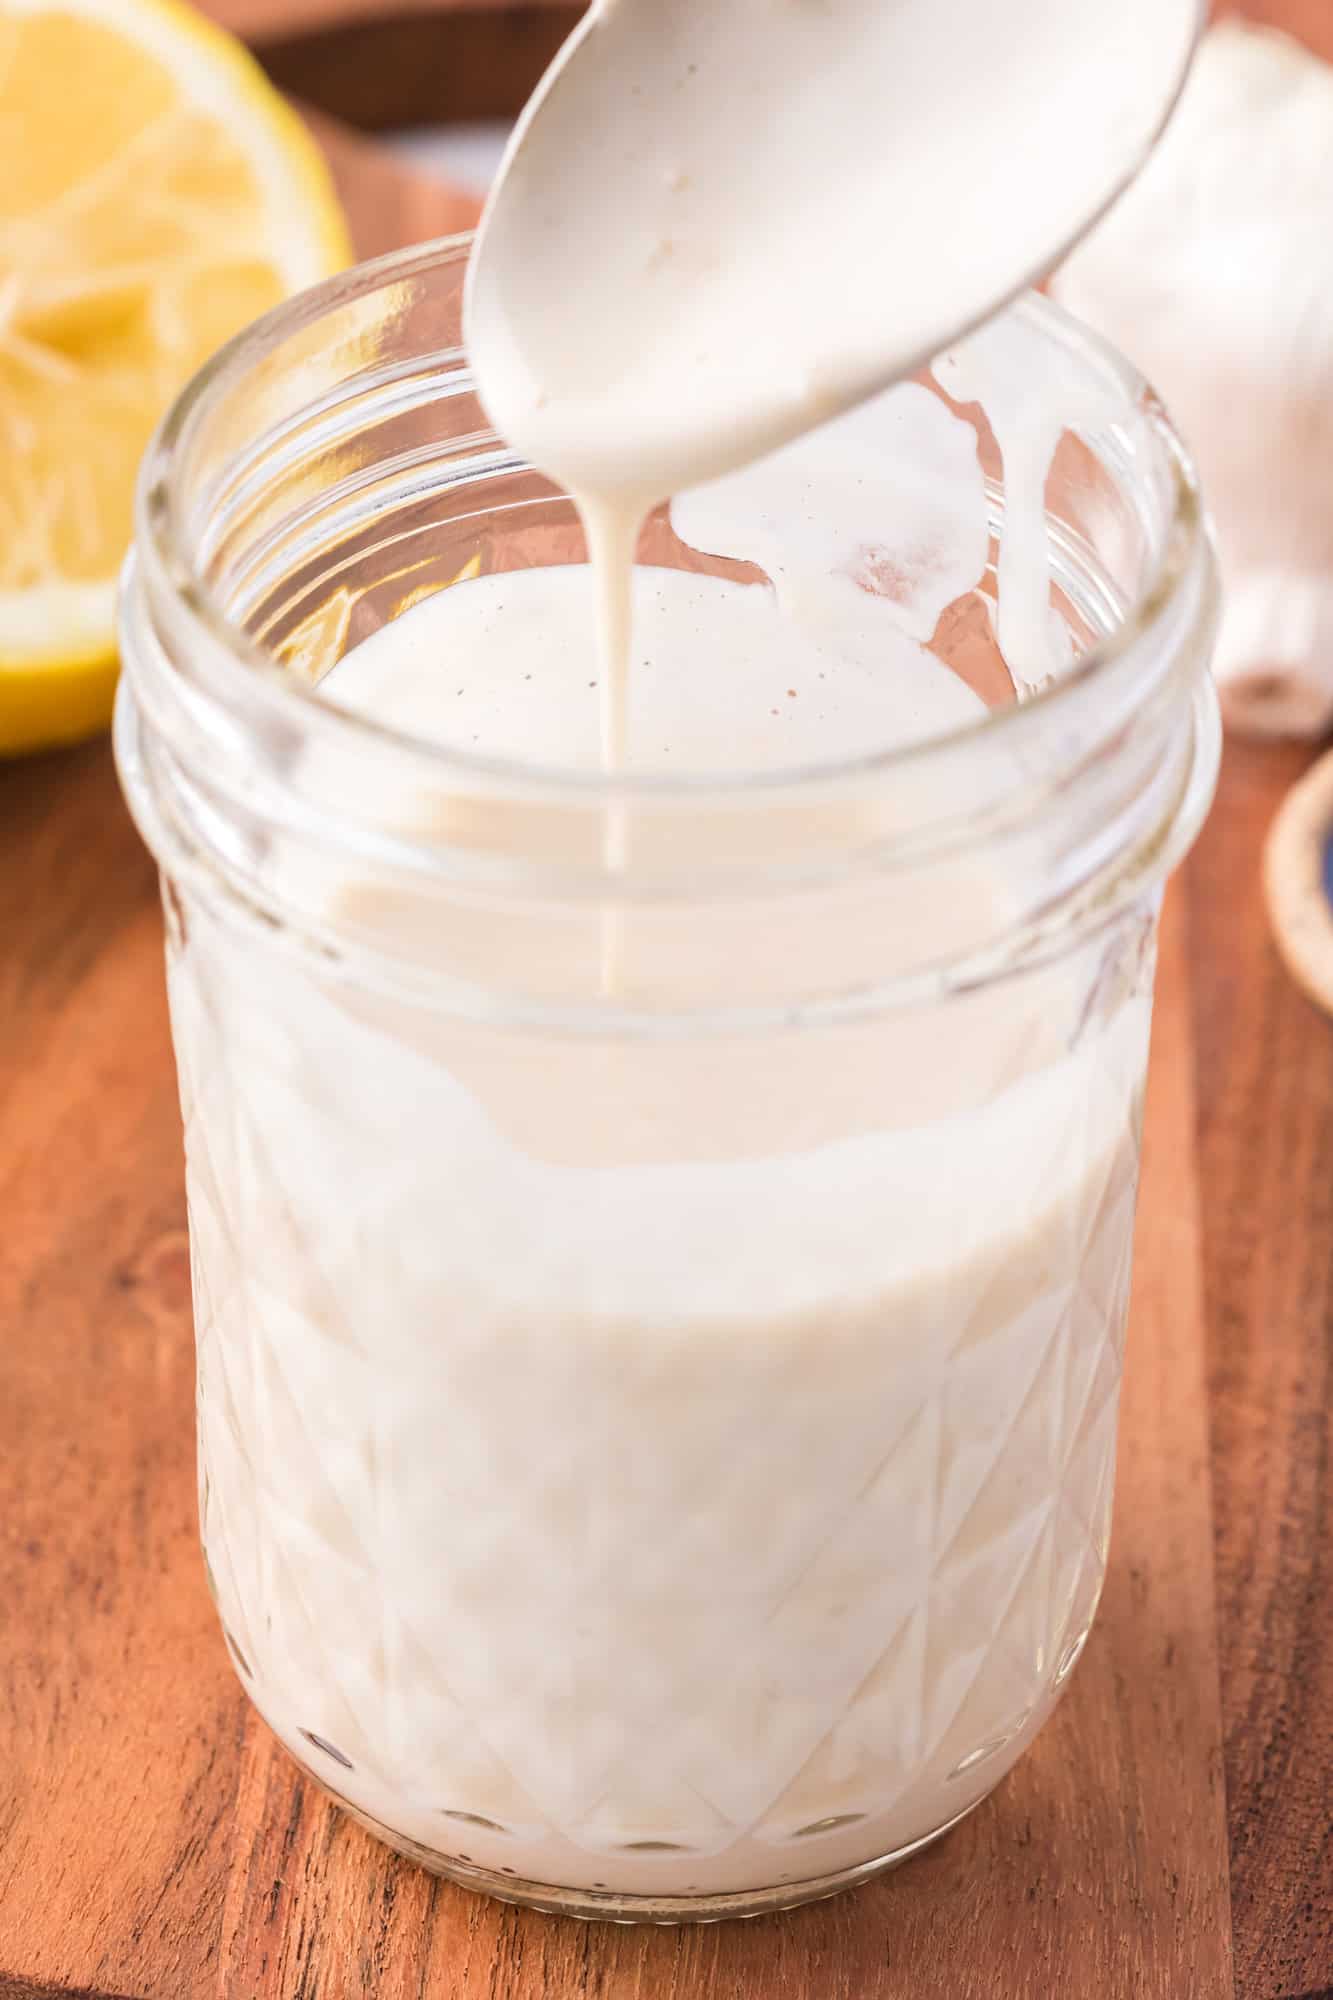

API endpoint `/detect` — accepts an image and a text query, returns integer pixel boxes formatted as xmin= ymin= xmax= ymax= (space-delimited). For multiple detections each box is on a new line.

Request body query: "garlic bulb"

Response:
xmin=1053 ymin=22 xmax=1333 ymax=739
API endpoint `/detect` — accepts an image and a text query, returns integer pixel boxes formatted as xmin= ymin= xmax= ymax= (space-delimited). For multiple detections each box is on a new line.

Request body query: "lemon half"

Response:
xmin=0 ymin=0 xmax=351 ymax=754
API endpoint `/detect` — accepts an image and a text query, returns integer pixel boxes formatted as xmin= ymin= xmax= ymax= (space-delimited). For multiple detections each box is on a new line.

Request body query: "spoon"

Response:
xmin=464 ymin=0 xmax=1202 ymax=511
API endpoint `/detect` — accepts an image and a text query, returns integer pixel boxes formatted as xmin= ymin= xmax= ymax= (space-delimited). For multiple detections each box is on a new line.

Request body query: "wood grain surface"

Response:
xmin=202 ymin=0 xmax=580 ymax=130
xmin=208 ymin=0 xmax=570 ymax=39
xmin=261 ymin=9 xmax=579 ymax=130
xmin=1187 ymin=743 xmax=1333 ymax=2000
xmin=3 ymin=19 xmax=1333 ymax=1999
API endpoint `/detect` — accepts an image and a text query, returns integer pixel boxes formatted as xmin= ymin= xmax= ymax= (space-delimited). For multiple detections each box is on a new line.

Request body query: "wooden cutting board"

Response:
xmin=209 ymin=0 xmax=583 ymax=130
xmin=1 ymin=82 xmax=1330 ymax=2000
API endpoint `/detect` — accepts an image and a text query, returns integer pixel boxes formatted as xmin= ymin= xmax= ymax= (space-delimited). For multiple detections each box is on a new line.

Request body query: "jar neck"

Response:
xmin=117 ymin=521 xmax=1218 ymax=1027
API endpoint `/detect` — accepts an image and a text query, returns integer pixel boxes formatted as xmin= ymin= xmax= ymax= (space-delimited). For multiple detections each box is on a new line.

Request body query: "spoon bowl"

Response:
xmin=465 ymin=0 xmax=1203 ymax=507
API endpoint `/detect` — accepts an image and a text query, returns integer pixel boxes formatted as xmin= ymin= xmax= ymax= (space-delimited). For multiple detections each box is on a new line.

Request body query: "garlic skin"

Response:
xmin=1053 ymin=22 xmax=1333 ymax=739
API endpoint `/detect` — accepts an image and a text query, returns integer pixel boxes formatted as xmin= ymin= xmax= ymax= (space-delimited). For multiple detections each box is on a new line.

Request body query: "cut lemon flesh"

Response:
xmin=0 ymin=0 xmax=351 ymax=753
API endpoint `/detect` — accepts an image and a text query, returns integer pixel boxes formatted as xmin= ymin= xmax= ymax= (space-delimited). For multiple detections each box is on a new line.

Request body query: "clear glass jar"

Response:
xmin=115 ymin=236 xmax=1219 ymax=1922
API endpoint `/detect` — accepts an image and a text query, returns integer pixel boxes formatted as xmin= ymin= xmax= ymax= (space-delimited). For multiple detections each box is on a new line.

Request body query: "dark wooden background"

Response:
xmin=1 ymin=3 xmax=1330 ymax=1996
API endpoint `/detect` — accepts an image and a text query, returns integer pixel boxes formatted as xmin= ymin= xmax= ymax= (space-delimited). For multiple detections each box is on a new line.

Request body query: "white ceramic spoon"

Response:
xmin=464 ymin=0 xmax=1202 ymax=514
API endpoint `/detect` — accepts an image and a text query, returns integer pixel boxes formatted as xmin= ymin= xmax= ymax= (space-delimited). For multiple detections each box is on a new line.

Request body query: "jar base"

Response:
xmin=299 ymin=1755 xmax=983 ymax=1924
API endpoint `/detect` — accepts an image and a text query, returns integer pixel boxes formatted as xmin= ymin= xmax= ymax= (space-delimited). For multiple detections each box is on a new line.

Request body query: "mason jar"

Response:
xmin=114 ymin=235 xmax=1219 ymax=1923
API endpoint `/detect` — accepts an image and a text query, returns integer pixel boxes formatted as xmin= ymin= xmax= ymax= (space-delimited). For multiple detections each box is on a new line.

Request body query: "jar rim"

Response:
xmin=134 ymin=231 xmax=1208 ymax=805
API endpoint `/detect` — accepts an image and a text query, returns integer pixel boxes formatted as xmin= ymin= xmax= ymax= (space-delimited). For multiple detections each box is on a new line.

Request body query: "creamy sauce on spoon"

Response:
xmin=465 ymin=0 xmax=1200 ymax=764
